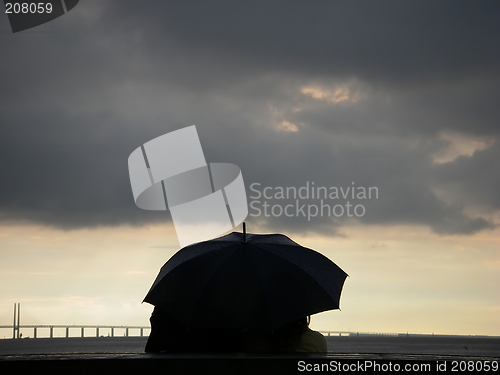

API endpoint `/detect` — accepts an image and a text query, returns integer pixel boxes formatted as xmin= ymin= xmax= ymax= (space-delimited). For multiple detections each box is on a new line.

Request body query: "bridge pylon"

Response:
xmin=13 ymin=303 xmax=20 ymax=339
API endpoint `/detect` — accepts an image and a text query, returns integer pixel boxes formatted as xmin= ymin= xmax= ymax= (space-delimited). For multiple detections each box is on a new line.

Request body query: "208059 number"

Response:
xmin=451 ymin=360 xmax=498 ymax=371
xmin=5 ymin=2 xmax=53 ymax=14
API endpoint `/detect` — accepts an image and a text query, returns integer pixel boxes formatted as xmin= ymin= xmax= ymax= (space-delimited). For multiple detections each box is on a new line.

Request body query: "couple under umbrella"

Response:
xmin=143 ymin=226 xmax=348 ymax=353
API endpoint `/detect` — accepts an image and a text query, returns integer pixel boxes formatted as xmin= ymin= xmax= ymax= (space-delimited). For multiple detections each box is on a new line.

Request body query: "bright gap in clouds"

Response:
xmin=433 ymin=131 xmax=495 ymax=164
xmin=300 ymin=85 xmax=362 ymax=104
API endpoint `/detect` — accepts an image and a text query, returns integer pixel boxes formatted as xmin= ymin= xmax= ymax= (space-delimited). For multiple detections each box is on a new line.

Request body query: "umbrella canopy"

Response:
xmin=144 ymin=231 xmax=348 ymax=331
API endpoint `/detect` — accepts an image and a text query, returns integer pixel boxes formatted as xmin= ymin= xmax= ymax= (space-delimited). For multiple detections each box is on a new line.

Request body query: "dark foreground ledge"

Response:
xmin=1 ymin=352 xmax=499 ymax=375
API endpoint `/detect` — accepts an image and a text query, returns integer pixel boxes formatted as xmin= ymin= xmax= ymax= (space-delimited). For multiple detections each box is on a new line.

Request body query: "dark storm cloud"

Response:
xmin=0 ymin=1 xmax=498 ymax=235
xmin=433 ymin=142 xmax=500 ymax=209
xmin=108 ymin=0 xmax=500 ymax=84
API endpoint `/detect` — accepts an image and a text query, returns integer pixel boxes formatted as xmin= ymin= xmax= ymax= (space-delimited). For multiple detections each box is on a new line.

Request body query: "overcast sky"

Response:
xmin=0 ymin=1 xmax=499 ymax=337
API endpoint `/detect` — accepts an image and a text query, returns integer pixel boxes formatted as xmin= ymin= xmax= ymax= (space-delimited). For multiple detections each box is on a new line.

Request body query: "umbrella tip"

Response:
xmin=243 ymin=222 xmax=246 ymax=243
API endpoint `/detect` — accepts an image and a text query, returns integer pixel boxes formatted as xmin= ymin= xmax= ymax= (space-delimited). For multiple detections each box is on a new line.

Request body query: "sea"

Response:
xmin=0 ymin=335 xmax=498 ymax=374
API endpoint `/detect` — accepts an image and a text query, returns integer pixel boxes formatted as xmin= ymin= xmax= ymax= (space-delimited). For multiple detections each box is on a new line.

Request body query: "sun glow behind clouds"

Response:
xmin=269 ymin=104 xmax=300 ymax=133
xmin=433 ymin=131 xmax=495 ymax=164
xmin=270 ymin=81 xmax=364 ymax=133
xmin=301 ymin=85 xmax=362 ymax=104
xmin=278 ymin=120 xmax=299 ymax=132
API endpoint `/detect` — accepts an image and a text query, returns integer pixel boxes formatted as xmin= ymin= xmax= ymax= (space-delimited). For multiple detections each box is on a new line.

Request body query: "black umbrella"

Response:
xmin=144 ymin=230 xmax=348 ymax=331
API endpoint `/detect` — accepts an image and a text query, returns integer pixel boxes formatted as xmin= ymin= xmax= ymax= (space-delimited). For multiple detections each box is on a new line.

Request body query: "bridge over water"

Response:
xmin=0 ymin=324 xmax=389 ymax=340
xmin=1 ymin=303 xmax=392 ymax=340
xmin=0 ymin=324 xmax=150 ymax=339
xmin=0 ymin=303 xmax=151 ymax=339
